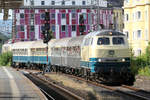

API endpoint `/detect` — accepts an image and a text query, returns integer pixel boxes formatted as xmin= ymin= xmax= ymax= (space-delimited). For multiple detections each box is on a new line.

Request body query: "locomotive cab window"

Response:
xmin=97 ymin=37 xmax=110 ymax=45
xmin=113 ymin=37 xmax=125 ymax=45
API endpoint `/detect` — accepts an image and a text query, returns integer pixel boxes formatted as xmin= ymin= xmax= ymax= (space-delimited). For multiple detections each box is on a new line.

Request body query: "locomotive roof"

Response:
xmin=85 ymin=30 xmax=125 ymax=38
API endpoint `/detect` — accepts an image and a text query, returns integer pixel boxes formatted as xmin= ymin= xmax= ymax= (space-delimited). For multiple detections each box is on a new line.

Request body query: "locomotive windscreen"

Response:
xmin=97 ymin=37 xmax=110 ymax=45
xmin=112 ymin=37 xmax=125 ymax=45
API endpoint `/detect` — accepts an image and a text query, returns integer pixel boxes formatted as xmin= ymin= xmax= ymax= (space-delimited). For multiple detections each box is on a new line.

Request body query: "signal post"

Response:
xmin=42 ymin=11 xmax=52 ymax=74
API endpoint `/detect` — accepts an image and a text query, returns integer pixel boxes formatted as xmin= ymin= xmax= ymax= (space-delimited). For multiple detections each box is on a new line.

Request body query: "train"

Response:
xmin=2 ymin=30 xmax=135 ymax=85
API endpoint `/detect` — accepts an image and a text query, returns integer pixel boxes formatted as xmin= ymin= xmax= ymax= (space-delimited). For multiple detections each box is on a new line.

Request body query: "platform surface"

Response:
xmin=0 ymin=67 xmax=47 ymax=100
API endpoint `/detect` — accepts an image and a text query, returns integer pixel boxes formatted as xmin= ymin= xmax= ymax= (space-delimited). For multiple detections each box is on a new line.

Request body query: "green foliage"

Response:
xmin=0 ymin=52 xmax=12 ymax=66
xmin=138 ymin=66 xmax=150 ymax=76
xmin=130 ymin=42 xmax=150 ymax=76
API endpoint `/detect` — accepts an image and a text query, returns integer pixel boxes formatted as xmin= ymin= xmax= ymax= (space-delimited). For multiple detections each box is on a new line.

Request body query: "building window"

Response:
xmin=62 ymin=0 xmax=65 ymax=5
xmin=145 ymin=11 xmax=147 ymax=20
xmin=20 ymin=13 xmax=24 ymax=18
xmin=137 ymin=49 xmax=141 ymax=56
xmin=20 ymin=26 xmax=24 ymax=31
xmin=72 ymin=1 xmax=75 ymax=5
xmin=125 ymin=14 xmax=129 ymax=21
xmin=31 ymin=14 xmax=34 ymax=19
xmin=62 ymin=25 xmax=66 ymax=32
xmin=72 ymin=25 xmax=76 ymax=31
xmin=82 ymin=1 xmax=86 ymax=5
xmin=125 ymin=31 xmax=129 ymax=39
xmin=51 ymin=1 xmax=55 ymax=5
xmin=83 ymin=13 xmax=87 ymax=19
xmin=41 ymin=1 xmax=45 ymax=5
xmin=30 ymin=26 xmax=34 ymax=32
xmin=145 ymin=29 xmax=148 ymax=40
xmin=30 ymin=0 xmax=34 ymax=5
xmin=133 ymin=31 xmax=135 ymax=40
xmin=72 ymin=13 xmax=76 ymax=19
xmin=40 ymin=13 xmax=45 ymax=19
xmin=51 ymin=14 xmax=55 ymax=19
xmin=137 ymin=30 xmax=141 ymax=39
xmin=41 ymin=25 xmax=45 ymax=31
xmin=51 ymin=25 xmax=55 ymax=32
xmin=137 ymin=11 xmax=141 ymax=19
xmin=62 ymin=13 xmax=66 ymax=19
xmin=132 ymin=13 xmax=135 ymax=20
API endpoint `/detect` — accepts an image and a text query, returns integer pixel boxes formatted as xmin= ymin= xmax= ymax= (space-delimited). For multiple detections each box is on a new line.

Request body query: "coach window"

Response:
xmin=23 ymin=49 xmax=25 ymax=55
xmin=21 ymin=49 xmax=23 ymax=55
xmin=18 ymin=49 xmax=20 ymax=55
xmin=25 ymin=49 xmax=27 ymax=55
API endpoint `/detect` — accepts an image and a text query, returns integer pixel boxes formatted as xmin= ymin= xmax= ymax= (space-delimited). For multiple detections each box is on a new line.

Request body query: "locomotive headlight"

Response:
xmin=98 ymin=59 xmax=102 ymax=62
xmin=122 ymin=58 xmax=125 ymax=62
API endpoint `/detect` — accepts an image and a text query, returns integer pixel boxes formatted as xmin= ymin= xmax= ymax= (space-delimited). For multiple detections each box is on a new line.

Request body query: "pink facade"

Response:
xmin=14 ymin=8 xmax=113 ymax=40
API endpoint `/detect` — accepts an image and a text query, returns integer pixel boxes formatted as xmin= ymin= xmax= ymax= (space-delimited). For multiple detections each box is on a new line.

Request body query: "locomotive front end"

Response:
xmin=89 ymin=31 xmax=134 ymax=84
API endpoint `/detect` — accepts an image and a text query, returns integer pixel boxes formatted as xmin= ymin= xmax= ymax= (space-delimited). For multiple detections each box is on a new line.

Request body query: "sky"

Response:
xmin=0 ymin=9 xmax=12 ymax=20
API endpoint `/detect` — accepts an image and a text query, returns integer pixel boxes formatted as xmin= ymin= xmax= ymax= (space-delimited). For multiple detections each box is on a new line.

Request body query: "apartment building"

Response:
xmin=123 ymin=0 xmax=150 ymax=56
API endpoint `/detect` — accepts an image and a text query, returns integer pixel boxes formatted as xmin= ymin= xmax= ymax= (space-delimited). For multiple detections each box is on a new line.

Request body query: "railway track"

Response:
xmin=20 ymin=69 xmax=84 ymax=100
xmin=18 ymin=68 xmax=150 ymax=100
xmin=46 ymin=72 xmax=150 ymax=100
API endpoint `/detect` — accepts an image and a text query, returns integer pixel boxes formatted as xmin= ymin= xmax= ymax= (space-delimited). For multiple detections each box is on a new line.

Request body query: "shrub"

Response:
xmin=0 ymin=52 xmax=12 ymax=66
xmin=138 ymin=66 xmax=150 ymax=76
xmin=130 ymin=42 xmax=150 ymax=76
